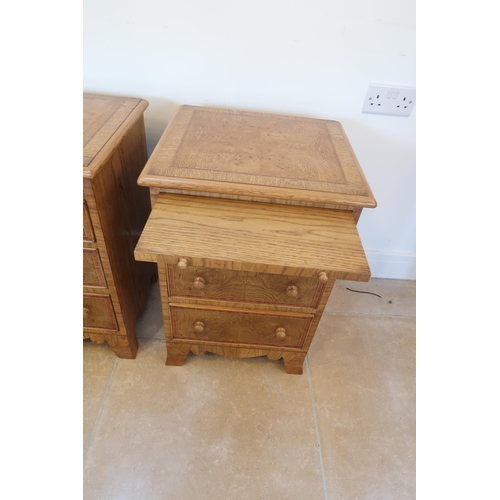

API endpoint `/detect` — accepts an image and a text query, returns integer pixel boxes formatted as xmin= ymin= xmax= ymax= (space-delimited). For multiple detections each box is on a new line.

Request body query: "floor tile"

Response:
xmin=325 ymin=278 xmax=416 ymax=317
xmin=135 ymin=282 xmax=165 ymax=340
xmin=84 ymin=339 xmax=325 ymax=500
xmin=83 ymin=341 xmax=116 ymax=452
xmin=308 ymin=314 xmax=416 ymax=500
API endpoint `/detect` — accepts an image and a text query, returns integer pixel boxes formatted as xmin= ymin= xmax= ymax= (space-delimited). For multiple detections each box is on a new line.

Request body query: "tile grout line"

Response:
xmin=306 ymin=355 xmax=329 ymax=500
xmin=83 ymin=356 xmax=118 ymax=462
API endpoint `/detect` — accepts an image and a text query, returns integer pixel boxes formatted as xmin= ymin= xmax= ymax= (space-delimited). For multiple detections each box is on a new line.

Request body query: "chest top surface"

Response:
xmin=137 ymin=105 xmax=376 ymax=208
xmin=83 ymin=93 xmax=148 ymax=178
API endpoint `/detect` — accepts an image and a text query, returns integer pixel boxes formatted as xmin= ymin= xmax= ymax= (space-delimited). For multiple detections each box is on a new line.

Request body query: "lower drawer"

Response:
xmin=83 ymin=248 xmax=107 ymax=287
xmin=171 ymin=306 xmax=312 ymax=348
xmin=83 ymin=294 xmax=118 ymax=331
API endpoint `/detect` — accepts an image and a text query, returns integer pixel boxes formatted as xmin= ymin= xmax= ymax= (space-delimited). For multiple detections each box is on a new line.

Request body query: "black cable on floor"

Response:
xmin=346 ymin=288 xmax=382 ymax=298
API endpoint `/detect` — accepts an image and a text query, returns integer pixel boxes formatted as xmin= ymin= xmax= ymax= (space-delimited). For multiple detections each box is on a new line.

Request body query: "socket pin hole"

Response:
xmin=378 ymin=103 xmax=381 ymax=106
xmin=370 ymin=103 xmax=373 ymax=105
xmin=404 ymin=106 xmax=407 ymax=108
xmin=369 ymin=97 xmax=372 ymax=100
xmin=403 ymin=97 xmax=406 ymax=101
xmin=397 ymin=105 xmax=400 ymax=108
xmin=377 ymin=95 xmax=379 ymax=98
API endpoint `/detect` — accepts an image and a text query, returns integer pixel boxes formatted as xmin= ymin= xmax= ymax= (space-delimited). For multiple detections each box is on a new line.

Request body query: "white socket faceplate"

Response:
xmin=362 ymin=83 xmax=416 ymax=117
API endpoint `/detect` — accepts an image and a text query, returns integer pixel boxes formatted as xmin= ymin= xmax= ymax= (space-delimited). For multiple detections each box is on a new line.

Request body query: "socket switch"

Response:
xmin=362 ymin=83 xmax=416 ymax=117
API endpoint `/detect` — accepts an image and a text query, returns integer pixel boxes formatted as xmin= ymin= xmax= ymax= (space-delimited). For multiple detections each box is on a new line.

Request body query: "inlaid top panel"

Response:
xmin=138 ymin=106 xmax=376 ymax=208
xmin=83 ymin=93 xmax=148 ymax=178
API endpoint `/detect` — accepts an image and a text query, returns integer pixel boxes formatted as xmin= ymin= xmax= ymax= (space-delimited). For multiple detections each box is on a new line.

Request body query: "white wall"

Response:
xmin=83 ymin=0 xmax=416 ymax=280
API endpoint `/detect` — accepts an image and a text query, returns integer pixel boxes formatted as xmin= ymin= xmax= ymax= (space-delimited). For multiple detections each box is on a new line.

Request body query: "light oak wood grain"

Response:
xmin=83 ymin=93 xmax=148 ymax=177
xmin=154 ymin=242 xmax=323 ymax=374
xmin=166 ymin=296 xmax=316 ymax=315
xmin=167 ymin=302 xmax=314 ymax=318
xmin=135 ymin=194 xmax=371 ymax=281
xmin=83 ymin=248 xmax=107 ymax=288
xmin=155 ymin=188 xmax=364 ymax=222
xmin=165 ymin=341 xmax=308 ymax=374
xmin=158 ymin=264 xmax=174 ymax=341
xmin=301 ymin=278 xmax=337 ymax=353
xmin=135 ymin=193 xmax=370 ymax=373
xmin=168 ymin=265 xmax=324 ymax=307
xmin=83 ymin=333 xmax=138 ymax=359
xmin=83 ymin=93 xmax=155 ymax=358
xmin=83 ymin=201 xmax=95 ymax=242
xmin=137 ymin=105 xmax=376 ymax=209
xmin=83 ymin=294 xmax=118 ymax=331
xmin=135 ymin=105 xmax=375 ymax=373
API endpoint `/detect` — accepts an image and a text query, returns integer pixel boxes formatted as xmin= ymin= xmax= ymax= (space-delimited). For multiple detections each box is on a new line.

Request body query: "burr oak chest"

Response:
xmin=83 ymin=93 xmax=155 ymax=358
xmin=134 ymin=105 xmax=376 ymax=373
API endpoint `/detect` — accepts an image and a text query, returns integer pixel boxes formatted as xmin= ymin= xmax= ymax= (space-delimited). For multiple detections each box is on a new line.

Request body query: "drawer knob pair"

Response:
xmin=180 ymin=257 xmax=328 ymax=285
xmin=192 ymin=321 xmax=286 ymax=340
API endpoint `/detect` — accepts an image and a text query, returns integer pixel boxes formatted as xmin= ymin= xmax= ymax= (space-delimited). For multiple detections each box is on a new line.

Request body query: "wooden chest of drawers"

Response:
xmin=134 ymin=105 xmax=376 ymax=373
xmin=83 ymin=93 xmax=155 ymax=358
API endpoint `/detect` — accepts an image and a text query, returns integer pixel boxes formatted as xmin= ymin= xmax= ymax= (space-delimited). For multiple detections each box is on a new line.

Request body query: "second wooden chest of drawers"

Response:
xmin=83 ymin=93 xmax=156 ymax=358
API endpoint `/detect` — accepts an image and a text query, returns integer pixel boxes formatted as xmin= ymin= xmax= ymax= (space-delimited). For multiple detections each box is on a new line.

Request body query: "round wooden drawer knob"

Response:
xmin=194 ymin=321 xmax=205 ymax=334
xmin=276 ymin=327 xmax=286 ymax=340
xmin=83 ymin=307 xmax=91 ymax=319
xmin=193 ymin=277 xmax=205 ymax=290
xmin=178 ymin=258 xmax=188 ymax=269
xmin=286 ymin=285 xmax=298 ymax=297
xmin=318 ymin=272 xmax=328 ymax=283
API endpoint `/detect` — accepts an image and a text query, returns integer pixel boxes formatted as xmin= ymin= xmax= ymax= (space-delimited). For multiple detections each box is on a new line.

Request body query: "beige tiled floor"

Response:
xmin=84 ymin=278 xmax=416 ymax=499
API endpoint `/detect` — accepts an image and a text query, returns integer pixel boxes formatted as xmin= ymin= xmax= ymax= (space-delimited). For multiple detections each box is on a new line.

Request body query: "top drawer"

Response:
xmin=168 ymin=264 xmax=325 ymax=308
xmin=83 ymin=200 xmax=95 ymax=242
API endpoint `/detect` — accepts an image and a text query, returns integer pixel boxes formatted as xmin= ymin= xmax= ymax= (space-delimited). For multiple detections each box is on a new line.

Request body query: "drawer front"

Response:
xmin=83 ymin=200 xmax=95 ymax=242
xmin=169 ymin=266 xmax=246 ymax=300
xmin=83 ymin=294 xmax=118 ymax=331
xmin=83 ymin=248 xmax=107 ymax=287
xmin=171 ymin=307 xmax=311 ymax=348
xmin=169 ymin=265 xmax=323 ymax=308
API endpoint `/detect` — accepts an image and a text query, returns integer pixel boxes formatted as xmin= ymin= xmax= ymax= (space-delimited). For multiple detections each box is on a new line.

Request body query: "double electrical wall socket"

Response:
xmin=362 ymin=83 xmax=416 ymax=117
